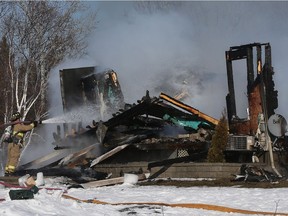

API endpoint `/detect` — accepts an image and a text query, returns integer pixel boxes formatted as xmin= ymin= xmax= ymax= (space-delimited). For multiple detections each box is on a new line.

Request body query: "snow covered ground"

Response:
xmin=0 ymin=177 xmax=288 ymax=216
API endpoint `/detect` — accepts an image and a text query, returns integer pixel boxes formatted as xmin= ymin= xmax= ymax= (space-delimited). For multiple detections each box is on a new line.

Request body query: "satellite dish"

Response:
xmin=268 ymin=114 xmax=287 ymax=137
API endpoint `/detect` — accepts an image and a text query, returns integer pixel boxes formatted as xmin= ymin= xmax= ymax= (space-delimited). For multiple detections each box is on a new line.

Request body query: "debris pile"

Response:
xmin=12 ymin=90 xmax=217 ymax=181
xmin=232 ymin=164 xmax=279 ymax=182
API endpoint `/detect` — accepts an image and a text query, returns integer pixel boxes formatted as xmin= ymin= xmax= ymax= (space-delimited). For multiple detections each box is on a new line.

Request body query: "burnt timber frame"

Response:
xmin=225 ymin=43 xmax=278 ymax=135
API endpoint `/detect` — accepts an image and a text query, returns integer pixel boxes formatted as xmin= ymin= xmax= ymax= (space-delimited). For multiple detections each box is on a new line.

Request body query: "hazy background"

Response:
xmin=50 ymin=1 xmax=288 ymax=121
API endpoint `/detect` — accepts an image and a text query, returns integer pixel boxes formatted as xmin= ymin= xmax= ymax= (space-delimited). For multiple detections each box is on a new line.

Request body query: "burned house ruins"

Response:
xmin=4 ymin=42 xmax=288 ymax=181
xmin=12 ymin=65 xmax=219 ymax=180
xmin=225 ymin=43 xmax=288 ymax=179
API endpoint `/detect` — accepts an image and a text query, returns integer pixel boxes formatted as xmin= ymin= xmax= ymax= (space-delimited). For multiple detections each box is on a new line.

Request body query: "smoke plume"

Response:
xmin=82 ymin=1 xmax=288 ymax=121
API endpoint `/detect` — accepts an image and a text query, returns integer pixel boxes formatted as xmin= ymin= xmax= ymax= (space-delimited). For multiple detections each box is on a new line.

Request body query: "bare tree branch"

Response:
xmin=0 ymin=1 xmax=97 ymax=121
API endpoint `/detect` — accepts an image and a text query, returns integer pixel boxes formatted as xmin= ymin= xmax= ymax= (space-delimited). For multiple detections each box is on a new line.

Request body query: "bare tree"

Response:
xmin=0 ymin=1 xmax=97 ymax=121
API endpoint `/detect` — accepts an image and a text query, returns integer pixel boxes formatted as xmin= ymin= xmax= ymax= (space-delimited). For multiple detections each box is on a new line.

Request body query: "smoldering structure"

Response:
xmin=14 ymin=65 xmax=218 ymax=182
xmin=55 ymin=66 xmax=218 ymax=165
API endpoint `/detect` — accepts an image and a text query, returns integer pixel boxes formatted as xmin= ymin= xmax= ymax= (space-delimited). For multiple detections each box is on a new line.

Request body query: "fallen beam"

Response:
xmin=17 ymin=148 xmax=73 ymax=170
xmin=160 ymin=92 xmax=219 ymax=126
xmin=90 ymin=144 xmax=130 ymax=167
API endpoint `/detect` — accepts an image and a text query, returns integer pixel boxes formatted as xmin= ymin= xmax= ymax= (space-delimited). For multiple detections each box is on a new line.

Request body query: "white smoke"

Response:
xmin=19 ymin=57 xmax=101 ymax=165
xmin=84 ymin=1 xmax=288 ymax=121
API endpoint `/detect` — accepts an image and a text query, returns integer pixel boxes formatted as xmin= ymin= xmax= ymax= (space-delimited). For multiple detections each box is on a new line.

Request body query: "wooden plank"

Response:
xmin=81 ymin=177 xmax=124 ymax=188
xmin=0 ymin=176 xmax=20 ymax=184
xmin=17 ymin=149 xmax=73 ymax=170
xmin=81 ymin=173 xmax=148 ymax=189
xmin=90 ymin=144 xmax=130 ymax=167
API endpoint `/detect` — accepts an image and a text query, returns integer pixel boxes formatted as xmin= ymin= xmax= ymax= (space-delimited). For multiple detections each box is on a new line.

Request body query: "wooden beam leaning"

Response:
xmin=159 ymin=92 xmax=219 ymax=126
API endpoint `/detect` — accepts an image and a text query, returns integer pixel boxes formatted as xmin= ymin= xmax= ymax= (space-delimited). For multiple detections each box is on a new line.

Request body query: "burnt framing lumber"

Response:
xmin=100 ymin=90 xmax=215 ymax=131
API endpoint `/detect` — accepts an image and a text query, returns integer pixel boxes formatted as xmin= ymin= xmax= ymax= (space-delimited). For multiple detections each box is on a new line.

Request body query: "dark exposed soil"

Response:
xmin=139 ymin=178 xmax=288 ymax=188
xmin=2 ymin=175 xmax=288 ymax=189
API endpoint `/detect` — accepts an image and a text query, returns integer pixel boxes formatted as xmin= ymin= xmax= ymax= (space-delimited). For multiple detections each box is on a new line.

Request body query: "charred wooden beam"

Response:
xmin=263 ymin=44 xmax=278 ymax=118
xmin=226 ymin=50 xmax=237 ymax=122
xmin=247 ymin=46 xmax=254 ymax=92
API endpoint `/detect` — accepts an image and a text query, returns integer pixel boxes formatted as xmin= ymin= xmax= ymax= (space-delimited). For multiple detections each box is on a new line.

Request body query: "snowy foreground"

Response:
xmin=1 ymin=177 xmax=288 ymax=216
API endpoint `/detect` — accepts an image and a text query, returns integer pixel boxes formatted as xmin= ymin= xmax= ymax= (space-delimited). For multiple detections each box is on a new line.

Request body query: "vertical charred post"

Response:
xmin=225 ymin=50 xmax=236 ymax=124
xmin=263 ymin=44 xmax=278 ymax=118
xmin=246 ymin=46 xmax=254 ymax=93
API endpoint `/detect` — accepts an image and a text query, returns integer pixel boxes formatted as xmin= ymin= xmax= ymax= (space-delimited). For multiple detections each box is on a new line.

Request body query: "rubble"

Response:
xmin=14 ymin=89 xmax=217 ymax=180
xmin=232 ymin=164 xmax=280 ymax=183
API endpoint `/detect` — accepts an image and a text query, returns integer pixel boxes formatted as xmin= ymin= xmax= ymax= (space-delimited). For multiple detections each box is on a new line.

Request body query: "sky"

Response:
xmin=0 ymin=177 xmax=288 ymax=216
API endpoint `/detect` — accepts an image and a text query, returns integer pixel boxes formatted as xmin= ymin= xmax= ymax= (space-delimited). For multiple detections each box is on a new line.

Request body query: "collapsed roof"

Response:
xmin=16 ymin=89 xmax=218 ymax=181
